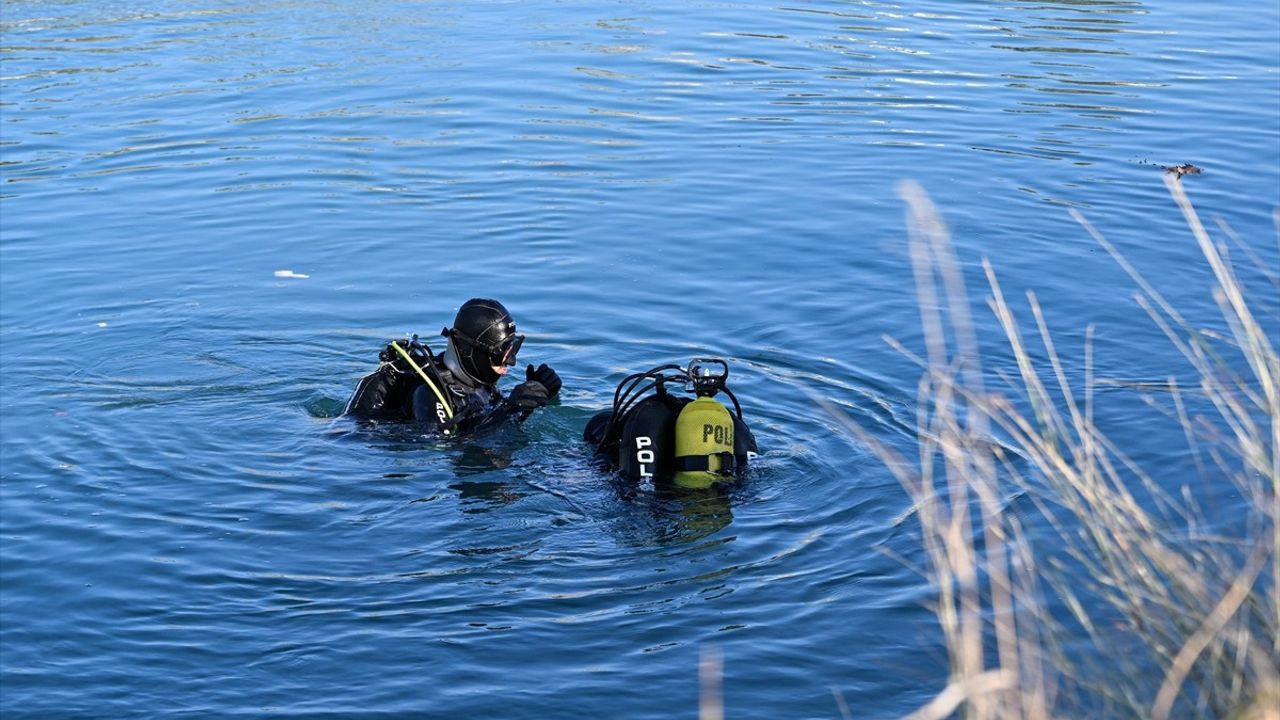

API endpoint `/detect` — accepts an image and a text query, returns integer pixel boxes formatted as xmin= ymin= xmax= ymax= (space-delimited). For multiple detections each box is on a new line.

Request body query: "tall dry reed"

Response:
xmin=829 ymin=177 xmax=1278 ymax=719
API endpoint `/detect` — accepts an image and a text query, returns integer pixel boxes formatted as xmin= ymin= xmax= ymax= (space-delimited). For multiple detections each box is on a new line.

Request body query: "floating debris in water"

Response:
xmin=1161 ymin=163 xmax=1203 ymax=179
xmin=274 ymin=269 xmax=310 ymax=279
xmin=96 ymin=321 xmax=108 ymax=328
xmin=1135 ymin=159 xmax=1204 ymax=180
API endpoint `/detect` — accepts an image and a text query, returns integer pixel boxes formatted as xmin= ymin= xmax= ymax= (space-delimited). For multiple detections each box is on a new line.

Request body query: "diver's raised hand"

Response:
xmin=506 ymin=380 xmax=549 ymax=413
xmin=526 ymin=363 xmax=561 ymax=398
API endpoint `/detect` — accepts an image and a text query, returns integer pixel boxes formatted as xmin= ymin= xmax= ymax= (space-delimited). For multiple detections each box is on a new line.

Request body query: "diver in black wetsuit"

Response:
xmin=584 ymin=359 xmax=757 ymax=489
xmin=344 ymin=298 xmax=562 ymax=436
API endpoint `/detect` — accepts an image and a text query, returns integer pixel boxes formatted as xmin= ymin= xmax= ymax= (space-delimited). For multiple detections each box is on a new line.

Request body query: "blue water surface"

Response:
xmin=2 ymin=1 xmax=1277 ymax=718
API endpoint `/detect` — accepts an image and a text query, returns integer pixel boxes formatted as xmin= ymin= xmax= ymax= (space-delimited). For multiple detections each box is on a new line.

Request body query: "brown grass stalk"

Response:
xmin=835 ymin=180 xmax=1278 ymax=718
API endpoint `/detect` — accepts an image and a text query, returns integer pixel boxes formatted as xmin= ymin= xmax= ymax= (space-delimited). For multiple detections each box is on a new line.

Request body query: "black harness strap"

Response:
xmin=673 ymin=452 xmax=737 ymax=473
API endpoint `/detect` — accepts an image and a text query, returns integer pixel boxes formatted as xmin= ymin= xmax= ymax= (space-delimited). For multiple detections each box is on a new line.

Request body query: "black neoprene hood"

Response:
xmin=449 ymin=298 xmax=518 ymax=384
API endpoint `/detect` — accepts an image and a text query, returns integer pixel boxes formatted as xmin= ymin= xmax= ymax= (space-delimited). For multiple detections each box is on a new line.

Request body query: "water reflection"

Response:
xmin=644 ymin=0 xmax=1169 ymax=163
xmin=451 ymin=442 xmax=516 ymax=474
xmin=604 ymin=474 xmax=736 ymax=545
xmin=0 ymin=0 xmax=1183 ymax=208
xmin=448 ymin=444 xmax=526 ymax=512
xmin=656 ymin=486 xmax=735 ymax=544
xmin=333 ymin=420 xmax=531 ymax=511
xmin=449 ymin=479 xmax=524 ymax=511
xmin=2 ymin=1 xmax=1274 ymax=716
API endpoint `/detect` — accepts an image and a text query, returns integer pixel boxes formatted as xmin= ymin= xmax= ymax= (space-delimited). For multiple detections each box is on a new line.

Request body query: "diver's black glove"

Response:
xmin=506 ymin=380 xmax=550 ymax=414
xmin=525 ymin=363 xmax=561 ymax=398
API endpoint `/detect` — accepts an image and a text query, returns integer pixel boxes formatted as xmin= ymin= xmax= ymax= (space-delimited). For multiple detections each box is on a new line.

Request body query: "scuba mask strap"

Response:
xmin=443 ymin=325 xmax=523 ymax=367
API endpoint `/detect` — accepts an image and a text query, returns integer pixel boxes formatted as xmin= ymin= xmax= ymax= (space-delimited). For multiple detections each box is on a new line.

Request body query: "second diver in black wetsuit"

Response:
xmin=343 ymin=298 xmax=562 ymax=436
xmin=584 ymin=358 xmax=757 ymax=489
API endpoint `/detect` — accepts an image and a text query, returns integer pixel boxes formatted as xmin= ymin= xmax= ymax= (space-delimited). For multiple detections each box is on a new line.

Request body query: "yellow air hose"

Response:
xmin=389 ymin=341 xmax=454 ymax=434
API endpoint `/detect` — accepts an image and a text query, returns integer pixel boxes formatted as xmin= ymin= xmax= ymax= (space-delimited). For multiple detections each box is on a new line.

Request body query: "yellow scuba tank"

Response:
xmin=673 ymin=396 xmax=735 ymax=489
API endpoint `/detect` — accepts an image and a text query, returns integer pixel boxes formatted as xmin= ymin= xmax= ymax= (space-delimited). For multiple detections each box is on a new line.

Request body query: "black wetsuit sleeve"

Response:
xmin=449 ymin=391 xmax=521 ymax=435
xmin=345 ymin=365 xmax=417 ymax=420
xmin=412 ymin=384 xmax=534 ymax=436
xmin=467 ymin=394 xmax=526 ymax=433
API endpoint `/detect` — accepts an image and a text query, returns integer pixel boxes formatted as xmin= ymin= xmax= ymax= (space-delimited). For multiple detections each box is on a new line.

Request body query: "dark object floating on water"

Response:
xmin=1161 ymin=163 xmax=1203 ymax=179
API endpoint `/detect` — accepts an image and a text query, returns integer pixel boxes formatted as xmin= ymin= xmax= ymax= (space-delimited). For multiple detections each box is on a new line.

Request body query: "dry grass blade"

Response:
xmin=699 ymin=646 xmax=723 ymax=720
xmin=830 ymin=179 xmax=1276 ymax=719
xmin=1151 ymin=541 xmax=1271 ymax=720
xmin=903 ymin=671 xmax=1015 ymax=720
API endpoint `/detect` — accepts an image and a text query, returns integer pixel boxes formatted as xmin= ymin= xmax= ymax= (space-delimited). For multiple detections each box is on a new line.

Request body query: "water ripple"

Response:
xmin=2 ymin=0 xmax=1276 ymax=717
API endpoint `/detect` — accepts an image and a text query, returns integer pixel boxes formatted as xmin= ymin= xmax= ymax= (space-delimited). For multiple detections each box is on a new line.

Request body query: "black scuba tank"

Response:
xmin=585 ymin=358 xmax=757 ymax=486
xmin=617 ymin=394 xmax=687 ymax=482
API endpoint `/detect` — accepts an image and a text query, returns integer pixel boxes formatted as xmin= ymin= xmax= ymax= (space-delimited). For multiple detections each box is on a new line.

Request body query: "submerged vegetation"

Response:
xmin=832 ymin=178 xmax=1278 ymax=719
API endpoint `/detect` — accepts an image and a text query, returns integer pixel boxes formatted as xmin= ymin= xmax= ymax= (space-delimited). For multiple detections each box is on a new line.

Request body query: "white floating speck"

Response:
xmin=274 ymin=270 xmax=310 ymax=279
xmin=97 ymin=322 xmax=108 ymax=328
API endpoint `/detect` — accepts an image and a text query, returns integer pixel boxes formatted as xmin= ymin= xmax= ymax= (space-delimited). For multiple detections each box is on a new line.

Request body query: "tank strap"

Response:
xmin=673 ymin=452 xmax=736 ymax=473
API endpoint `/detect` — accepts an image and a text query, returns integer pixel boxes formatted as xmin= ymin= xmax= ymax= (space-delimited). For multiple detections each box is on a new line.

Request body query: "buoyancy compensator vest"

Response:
xmin=584 ymin=358 xmax=757 ymax=489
